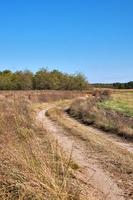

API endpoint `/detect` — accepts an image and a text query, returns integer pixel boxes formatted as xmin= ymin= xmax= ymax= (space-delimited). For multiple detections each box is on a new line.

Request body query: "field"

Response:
xmin=0 ymin=90 xmax=133 ymax=200
xmin=99 ymin=91 xmax=133 ymax=117
xmin=68 ymin=90 xmax=133 ymax=139
xmin=0 ymin=90 xmax=88 ymax=102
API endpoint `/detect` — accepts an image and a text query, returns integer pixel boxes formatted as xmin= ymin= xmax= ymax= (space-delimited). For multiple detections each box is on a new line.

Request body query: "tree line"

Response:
xmin=0 ymin=69 xmax=89 ymax=90
xmin=93 ymin=82 xmax=133 ymax=89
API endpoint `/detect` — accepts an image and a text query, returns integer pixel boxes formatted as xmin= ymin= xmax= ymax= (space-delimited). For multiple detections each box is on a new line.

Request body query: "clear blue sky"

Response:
xmin=0 ymin=0 xmax=133 ymax=83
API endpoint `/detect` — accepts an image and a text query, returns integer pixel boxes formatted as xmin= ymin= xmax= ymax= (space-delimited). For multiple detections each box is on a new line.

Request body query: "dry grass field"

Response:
xmin=0 ymin=90 xmax=133 ymax=200
xmin=0 ymin=91 xmax=85 ymax=200
xmin=0 ymin=90 xmax=89 ymax=103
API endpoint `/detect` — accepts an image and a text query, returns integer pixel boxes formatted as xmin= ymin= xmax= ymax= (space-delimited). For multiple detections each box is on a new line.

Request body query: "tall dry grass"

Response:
xmin=0 ymin=97 xmax=80 ymax=200
xmin=0 ymin=90 xmax=89 ymax=103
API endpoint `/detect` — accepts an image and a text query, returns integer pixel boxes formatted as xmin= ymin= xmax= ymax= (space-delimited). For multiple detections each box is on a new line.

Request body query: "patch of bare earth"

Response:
xmin=36 ymin=103 xmax=133 ymax=200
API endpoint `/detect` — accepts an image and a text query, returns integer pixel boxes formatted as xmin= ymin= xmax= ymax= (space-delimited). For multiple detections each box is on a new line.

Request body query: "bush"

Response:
xmin=92 ymin=89 xmax=112 ymax=101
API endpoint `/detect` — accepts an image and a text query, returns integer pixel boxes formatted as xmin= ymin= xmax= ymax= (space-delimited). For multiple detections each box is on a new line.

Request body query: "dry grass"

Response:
xmin=0 ymin=90 xmax=89 ymax=103
xmin=68 ymin=91 xmax=133 ymax=139
xmin=46 ymin=106 xmax=133 ymax=199
xmin=1 ymin=89 xmax=132 ymax=199
xmin=0 ymin=97 xmax=81 ymax=200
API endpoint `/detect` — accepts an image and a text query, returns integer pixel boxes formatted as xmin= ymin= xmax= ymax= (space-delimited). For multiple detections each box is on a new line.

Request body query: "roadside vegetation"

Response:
xmin=0 ymin=95 xmax=81 ymax=200
xmin=46 ymin=105 xmax=133 ymax=199
xmin=68 ymin=90 xmax=133 ymax=139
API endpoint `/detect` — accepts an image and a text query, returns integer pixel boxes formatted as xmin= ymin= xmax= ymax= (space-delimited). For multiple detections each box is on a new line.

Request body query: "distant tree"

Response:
xmin=2 ymin=70 xmax=12 ymax=75
xmin=94 ymin=81 xmax=133 ymax=89
xmin=12 ymin=70 xmax=33 ymax=90
xmin=34 ymin=69 xmax=52 ymax=89
xmin=0 ymin=70 xmax=13 ymax=90
xmin=73 ymin=73 xmax=89 ymax=90
xmin=127 ymin=81 xmax=133 ymax=89
xmin=50 ymin=70 xmax=63 ymax=89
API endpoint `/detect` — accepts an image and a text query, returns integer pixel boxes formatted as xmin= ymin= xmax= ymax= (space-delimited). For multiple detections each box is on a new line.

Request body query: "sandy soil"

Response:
xmin=75 ymin=122 xmax=133 ymax=154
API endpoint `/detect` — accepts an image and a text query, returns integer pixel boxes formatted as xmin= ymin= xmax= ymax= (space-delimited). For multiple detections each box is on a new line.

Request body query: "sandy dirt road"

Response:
xmin=36 ymin=103 xmax=133 ymax=200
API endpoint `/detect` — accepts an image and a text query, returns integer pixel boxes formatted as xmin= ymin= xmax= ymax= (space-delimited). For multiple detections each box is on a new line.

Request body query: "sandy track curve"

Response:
xmin=36 ymin=106 xmax=126 ymax=200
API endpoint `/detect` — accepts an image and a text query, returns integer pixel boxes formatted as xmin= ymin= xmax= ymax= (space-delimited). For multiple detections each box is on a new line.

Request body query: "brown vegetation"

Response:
xmin=0 ymin=90 xmax=89 ymax=103
xmin=0 ymin=96 xmax=80 ymax=200
xmin=46 ymin=106 xmax=133 ymax=199
xmin=67 ymin=90 xmax=133 ymax=139
xmin=1 ymin=90 xmax=133 ymax=199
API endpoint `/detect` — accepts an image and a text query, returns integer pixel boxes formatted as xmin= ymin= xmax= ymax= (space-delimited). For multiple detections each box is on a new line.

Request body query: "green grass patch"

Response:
xmin=98 ymin=92 xmax=133 ymax=117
